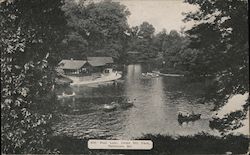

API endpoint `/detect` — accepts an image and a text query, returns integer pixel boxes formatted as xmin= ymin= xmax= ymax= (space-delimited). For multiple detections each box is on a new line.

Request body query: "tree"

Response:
xmin=162 ymin=30 xmax=184 ymax=69
xmin=138 ymin=21 xmax=155 ymax=39
xmin=152 ymin=29 xmax=167 ymax=54
xmin=126 ymin=22 xmax=157 ymax=61
xmin=151 ymin=29 xmax=191 ymax=73
xmin=1 ymin=0 xmax=66 ymax=153
xmin=62 ymin=31 xmax=88 ymax=59
xmin=183 ymin=0 xmax=249 ymax=133
xmin=62 ymin=0 xmax=130 ymax=60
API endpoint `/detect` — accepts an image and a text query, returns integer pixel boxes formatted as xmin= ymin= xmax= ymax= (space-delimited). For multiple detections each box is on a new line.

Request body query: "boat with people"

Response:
xmin=141 ymin=72 xmax=159 ymax=78
xmin=103 ymin=102 xmax=118 ymax=112
xmin=120 ymin=99 xmax=134 ymax=109
xmin=178 ymin=112 xmax=201 ymax=123
xmin=103 ymin=99 xmax=134 ymax=112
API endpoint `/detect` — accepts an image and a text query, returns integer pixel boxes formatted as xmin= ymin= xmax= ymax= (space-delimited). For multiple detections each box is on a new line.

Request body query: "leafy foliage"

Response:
xmin=1 ymin=0 xmax=66 ymax=153
xmin=183 ymin=0 xmax=249 ymax=132
xmin=62 ymin=0 xmax=130 ymax=60
xmin=126 ymin=22 xmax=158 ymax=62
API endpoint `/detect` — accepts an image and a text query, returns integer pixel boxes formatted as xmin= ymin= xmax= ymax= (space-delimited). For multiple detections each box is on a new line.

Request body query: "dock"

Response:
xmin=152 ymin=71 xmax=184 ymax=77
xmin=69 ymin=72 xmax=122 ymax=86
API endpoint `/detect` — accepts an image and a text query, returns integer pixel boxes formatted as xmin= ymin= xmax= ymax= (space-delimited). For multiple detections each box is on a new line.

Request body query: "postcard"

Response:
xmin=1 ymin=0 xmax=249 ymax=154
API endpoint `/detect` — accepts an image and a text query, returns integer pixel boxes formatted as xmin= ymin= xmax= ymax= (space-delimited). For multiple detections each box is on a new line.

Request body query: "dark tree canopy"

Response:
xmin=1 ymin=0 xmax=66 ymax=153
xmin=183 ymin=0 xmax=249 ymax=133
xmin=62 ymin=0 xmax=130 ymax=60
xmin=126 ymin=22 xmax=158 ymax=62
xmin=137 ymin=21 xmax=155 ymax=39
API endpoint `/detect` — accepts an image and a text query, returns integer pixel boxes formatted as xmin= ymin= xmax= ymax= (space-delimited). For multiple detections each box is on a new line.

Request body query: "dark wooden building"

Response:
xmin=58 ymin=57 xmax=114 ymax=75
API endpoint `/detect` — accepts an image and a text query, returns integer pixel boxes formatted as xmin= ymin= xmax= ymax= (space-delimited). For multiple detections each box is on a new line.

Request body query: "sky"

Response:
xmin=116 ymin=0 xmax=198 ymax=33
xmin=0 ymin=0 xmax=197 ymax=33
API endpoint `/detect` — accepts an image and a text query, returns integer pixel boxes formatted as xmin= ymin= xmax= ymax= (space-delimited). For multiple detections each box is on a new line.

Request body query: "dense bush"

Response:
xmin=1 ymin=0 xmax=66 ymax=153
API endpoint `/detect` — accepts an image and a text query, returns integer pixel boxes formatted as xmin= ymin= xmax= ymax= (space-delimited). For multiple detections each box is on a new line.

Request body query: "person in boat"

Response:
xmin=122 ymin=99 xmax=133 ymax=109
xmin=122 ymin=99 xmax=129 ymax=105
xmin=128 ymin=99 xmax=134 ymax=104
xmin=178 ymin=112 xmax=190 ymax=118
xmin=178 ymin=112 xmax=183 ymax=117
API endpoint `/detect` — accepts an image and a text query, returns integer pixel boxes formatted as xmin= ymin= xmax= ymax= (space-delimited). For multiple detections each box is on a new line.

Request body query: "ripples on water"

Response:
xmin=53 ymin=64 xmax=219 ymax=139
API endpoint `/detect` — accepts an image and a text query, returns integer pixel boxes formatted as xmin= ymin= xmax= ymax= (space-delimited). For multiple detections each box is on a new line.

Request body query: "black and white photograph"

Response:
xmin=1 ymin=0 xmax=249 ymax=154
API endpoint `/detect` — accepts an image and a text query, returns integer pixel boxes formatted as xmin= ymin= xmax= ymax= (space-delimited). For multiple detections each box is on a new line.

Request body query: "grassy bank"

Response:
xmin=48 ymin=133 xmax=249 ymax=154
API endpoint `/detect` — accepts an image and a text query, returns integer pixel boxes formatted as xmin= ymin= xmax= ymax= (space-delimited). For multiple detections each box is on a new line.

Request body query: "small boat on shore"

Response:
xmin=58 ymin=92 xmax=76 ymax=99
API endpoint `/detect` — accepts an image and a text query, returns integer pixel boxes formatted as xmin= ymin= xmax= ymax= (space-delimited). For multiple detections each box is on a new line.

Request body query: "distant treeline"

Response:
xmin=61 ymin=0 xmax=248 ymax=79
xmin=61 ymin=0 xmax=197 ymax=75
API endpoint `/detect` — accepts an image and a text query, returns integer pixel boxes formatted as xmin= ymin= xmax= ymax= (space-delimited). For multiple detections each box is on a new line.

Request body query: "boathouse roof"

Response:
xmin=58 ymin=57 xmax=114 ymax=69
xmin=58 ymin=60 xmax=86 ymax=70
xmin=87 ymin=57 xmax=114 ymax=67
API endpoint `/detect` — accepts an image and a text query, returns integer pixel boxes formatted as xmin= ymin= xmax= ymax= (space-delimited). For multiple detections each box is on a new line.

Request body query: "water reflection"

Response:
xmin=53 ymin=64 xmax=218 ymax=139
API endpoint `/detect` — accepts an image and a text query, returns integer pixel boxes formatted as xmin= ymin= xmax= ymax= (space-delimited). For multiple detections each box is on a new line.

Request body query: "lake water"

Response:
xmin=53 ymin=64 xmax=220 ymax=139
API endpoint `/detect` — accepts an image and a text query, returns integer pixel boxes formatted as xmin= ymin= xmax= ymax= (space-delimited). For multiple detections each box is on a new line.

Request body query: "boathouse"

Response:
xmin=86 ymin=57 xmax=114 ymax=73
xmin=58 ymin=57 xmax=114 ymax=75
xmin=58 ymin=59 xmax=87 ymax=75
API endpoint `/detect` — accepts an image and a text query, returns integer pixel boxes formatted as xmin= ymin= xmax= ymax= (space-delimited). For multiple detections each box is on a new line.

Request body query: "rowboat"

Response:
xmin=120 ymin=100 xmax=134 ymax=109
xmin=152 ymin=71 xmax=184 ymax=77
xmin=178 ymin=113 xmax=201 ymax=123
xmin=58 ymin=92 xmax=76 ymax=99
xmin=103 ymin=102 xmax=118 ymax=112
xmin=141 ymin=72 xmax=159 ymax=78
